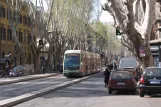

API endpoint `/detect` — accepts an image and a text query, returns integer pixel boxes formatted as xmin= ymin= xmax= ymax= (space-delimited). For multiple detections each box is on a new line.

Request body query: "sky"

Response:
xmin=32 ymin=0 xmax=114 ymax=23
xmin=100 ymin=0 xmax=114 ymax=23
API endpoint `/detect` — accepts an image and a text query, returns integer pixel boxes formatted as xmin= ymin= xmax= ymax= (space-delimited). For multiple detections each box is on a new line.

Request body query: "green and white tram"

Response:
xmin=63 ymin=50 xmax=101 ymax=78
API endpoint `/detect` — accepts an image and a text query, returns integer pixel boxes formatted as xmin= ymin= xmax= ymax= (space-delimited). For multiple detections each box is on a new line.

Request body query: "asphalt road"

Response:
xmin=0 ymin=74 xmax=74 ymax=101
xmin=14 ymin=72 xmax=161 ymax=107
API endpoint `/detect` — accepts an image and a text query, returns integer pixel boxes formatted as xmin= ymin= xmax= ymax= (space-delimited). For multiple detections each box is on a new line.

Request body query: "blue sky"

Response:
xmin=32 ymin=0 xmax=114 ymax=23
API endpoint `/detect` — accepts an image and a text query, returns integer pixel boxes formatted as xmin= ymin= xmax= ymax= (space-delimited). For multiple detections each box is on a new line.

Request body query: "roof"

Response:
xmin=65 ymin=50 xmax=81 ymax=54
xmin=145 ymin=67 xmax=161 ymax=69
xmin=150 ymin=39 xmax=161 ymax=46
xmin=112 ymin=71 xmax=131 ymax=74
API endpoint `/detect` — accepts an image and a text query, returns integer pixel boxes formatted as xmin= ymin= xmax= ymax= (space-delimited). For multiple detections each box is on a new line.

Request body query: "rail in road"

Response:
xmin=0 ymin=75 xmax=74 ymax=101
xmin=0 ymin=69 xmax=106 ymax=107
xmin=0 ymin=72 xmax=102 ymax=107
xmin=14 ymin=72 xmax=161 ymax=107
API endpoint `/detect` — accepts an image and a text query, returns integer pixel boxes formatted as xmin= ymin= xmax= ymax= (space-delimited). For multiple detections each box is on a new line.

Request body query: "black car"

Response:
xmin=138 ymin=67 xmax=161 ymax=97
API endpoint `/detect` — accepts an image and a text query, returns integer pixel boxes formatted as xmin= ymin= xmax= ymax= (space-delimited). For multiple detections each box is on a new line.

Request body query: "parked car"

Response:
xmin=108 ymin=71 xmax=137 ymax=94
xmin=138 ymin=67 xmax=161 ymax=97
xmin=9 ymin=66 xmax=27 ymax=77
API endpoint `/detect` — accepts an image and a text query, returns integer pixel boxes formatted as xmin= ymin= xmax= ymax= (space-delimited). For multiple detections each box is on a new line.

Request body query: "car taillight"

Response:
xmin=109 ymin=78 xmax=116 ymax=85
xmin=140 ymin=77 xmax=145 ymax=84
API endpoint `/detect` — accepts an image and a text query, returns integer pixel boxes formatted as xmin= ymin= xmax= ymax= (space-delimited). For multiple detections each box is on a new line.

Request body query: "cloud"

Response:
xmin=100 ymin=11 xmax=114 ymax=23
xmin=100 ymin=0 xmax=114 ymax=23
xmin=32 ymin=0 xmax=48 ymax=10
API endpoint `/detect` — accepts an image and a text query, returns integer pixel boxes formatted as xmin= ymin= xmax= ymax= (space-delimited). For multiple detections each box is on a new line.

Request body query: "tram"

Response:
xmin=63 ymin=50 xmax=102 ymax=78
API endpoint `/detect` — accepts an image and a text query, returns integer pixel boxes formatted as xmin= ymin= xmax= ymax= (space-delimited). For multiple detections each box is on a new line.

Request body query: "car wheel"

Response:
xmin=148 ymin=93 xmax=152 ymax=96
xmin=139 ymin=91 xmax=144 ymax=97
xmin=108 ymin=89 xmax=112 ymax=94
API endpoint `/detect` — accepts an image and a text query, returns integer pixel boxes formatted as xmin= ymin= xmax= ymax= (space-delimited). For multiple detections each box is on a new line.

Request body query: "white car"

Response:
xmin=10 ymin=66 xmax=27 ymax=77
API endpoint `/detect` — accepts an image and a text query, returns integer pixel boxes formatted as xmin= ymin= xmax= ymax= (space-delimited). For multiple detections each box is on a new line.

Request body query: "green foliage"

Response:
xmin=90 ymin=21 xmax=123 ymax=54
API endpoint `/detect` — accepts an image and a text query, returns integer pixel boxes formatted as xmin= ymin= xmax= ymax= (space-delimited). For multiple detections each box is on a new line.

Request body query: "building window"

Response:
xmin=7 ymin=29 xmax=12 ymax=41
xmin=0 ymin=6 xmax=5 ymax=18
xmin=27 ymin=18 xmax=31 ymax=26
xmin=7 ymin=8 xmax=12 ymax=20
xmin=23 ymin=16 xmax=27 ymax=25
xmin=24 ymin=33 xmax=26 ymax=43
xmin=19 ymin=31 xmax=23 ymax=42
xmin=20 ymin=14 xmax=22 ymax=23
xmin=28 ymin=34 xmax=31 ymax=44
xmin=0 ymin=27 xmax=6 ymax=40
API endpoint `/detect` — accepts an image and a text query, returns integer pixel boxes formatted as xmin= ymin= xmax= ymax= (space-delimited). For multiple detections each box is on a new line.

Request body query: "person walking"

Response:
xmin=5 ymin=60 xmax=9 ymax=77
xmin=60 ymin=64 xmax=63 ymax=74
xmin=104 ymin=66 xmax=111 ymax=88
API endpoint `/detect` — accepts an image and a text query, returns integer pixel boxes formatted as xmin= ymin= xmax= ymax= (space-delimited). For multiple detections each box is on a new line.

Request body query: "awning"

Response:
xmin=150 ymin=39 xmax=161 ymax=46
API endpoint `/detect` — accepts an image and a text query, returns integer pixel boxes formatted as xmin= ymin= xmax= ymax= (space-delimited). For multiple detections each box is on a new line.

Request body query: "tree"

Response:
xmin=21 ymin=0 xmax=55 ymax=73
xmin=103 ymin=0 xmax=157 ymax=68
xmin=91 ymin=21 xmax=123 ymax=64
xmin=44 ymin=0 xmax=95 ymax=69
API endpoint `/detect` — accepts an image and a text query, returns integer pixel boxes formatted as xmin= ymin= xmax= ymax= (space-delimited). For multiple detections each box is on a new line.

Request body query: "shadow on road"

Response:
xmin=144 ymin=95 xmax=161 ymax=98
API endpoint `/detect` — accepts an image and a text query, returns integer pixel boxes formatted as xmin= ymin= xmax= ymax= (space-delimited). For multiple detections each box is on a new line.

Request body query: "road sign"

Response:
xmin=139 ymin=46 xmax=145 ymax=57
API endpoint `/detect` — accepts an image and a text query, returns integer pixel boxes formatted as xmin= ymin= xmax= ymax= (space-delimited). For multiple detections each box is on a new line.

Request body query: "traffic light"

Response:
xmin=116 ymin=29 xmax=121 ymax=36
xmin=39 ymin=39 xmax=43 ymax=45
xmin=100 ymin=53 xmax=105 ymax=59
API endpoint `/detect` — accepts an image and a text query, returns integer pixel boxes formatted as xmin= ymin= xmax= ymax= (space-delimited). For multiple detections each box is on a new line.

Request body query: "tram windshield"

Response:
xmin=64 ymin=53 xmax=80 ymax=67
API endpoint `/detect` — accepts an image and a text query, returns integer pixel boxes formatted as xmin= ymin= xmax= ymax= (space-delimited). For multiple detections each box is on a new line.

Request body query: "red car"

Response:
xmin=108 ymin=71 xmax=137 ymax=94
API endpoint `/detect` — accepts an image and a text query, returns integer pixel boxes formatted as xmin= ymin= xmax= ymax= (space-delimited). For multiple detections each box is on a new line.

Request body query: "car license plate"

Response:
xmin=117 ymin=82 xmax=125 ymax=85
xmin=150 ymin=80 xmax=160 ymax=84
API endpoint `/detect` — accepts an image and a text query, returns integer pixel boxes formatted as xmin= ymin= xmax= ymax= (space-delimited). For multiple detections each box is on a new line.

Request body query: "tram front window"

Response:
xmin=64 ymin=54 xmax=80 ymax=70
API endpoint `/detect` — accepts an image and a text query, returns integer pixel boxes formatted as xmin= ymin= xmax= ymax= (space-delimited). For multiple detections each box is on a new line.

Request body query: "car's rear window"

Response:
xmin=119 ymin=57 xmax=137 ymax=69
xmin=144 ymin=68 xmax=161 ymax=77
xmin=111 ymin=72 xmax=132 ymax=80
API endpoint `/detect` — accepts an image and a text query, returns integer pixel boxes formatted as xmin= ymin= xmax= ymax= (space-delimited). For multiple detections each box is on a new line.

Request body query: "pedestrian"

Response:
xmin=60 ymin=64 xmax=63 ymax=74
xmin=5 ymin=60 xmax=9 ymax=77
xmin=104 ymin=66 xmax=111 ymax=88
xmin=57 ymin=63 xmax=60 ymax=73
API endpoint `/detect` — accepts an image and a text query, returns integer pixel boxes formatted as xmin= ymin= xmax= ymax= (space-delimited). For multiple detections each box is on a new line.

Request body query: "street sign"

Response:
xmin=139 ymin=45 xmax=145 ymax=57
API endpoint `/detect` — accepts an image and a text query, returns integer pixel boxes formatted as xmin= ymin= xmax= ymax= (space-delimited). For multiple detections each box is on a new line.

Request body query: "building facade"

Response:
xmin=0 ymin=0 xmax=36 ymax=65
xmin=150 ymin=1 xmax=161 ymax=67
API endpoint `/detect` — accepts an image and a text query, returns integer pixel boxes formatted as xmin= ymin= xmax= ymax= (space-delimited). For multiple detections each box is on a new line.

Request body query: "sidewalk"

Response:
xmin=0 ymin=73 xmax=59 ymax=85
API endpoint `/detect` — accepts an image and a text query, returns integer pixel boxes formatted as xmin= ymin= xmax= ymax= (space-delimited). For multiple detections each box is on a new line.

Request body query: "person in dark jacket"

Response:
xmin=60 ymin=64 xmax=63 ymax=74
xmin=104 ymin=66 xmax=111 ymax=88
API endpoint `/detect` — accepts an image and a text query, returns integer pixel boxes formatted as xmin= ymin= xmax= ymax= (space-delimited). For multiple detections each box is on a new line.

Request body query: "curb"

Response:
xmin=0 ymin=73 xmax=98 ymax=107
xmin=0 ymin=73 xmax=59 ymax=86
